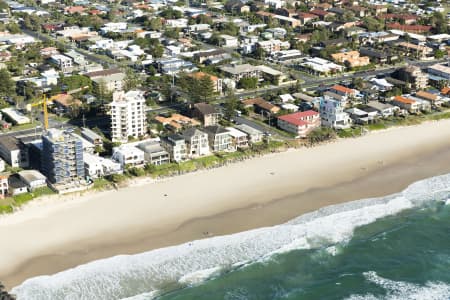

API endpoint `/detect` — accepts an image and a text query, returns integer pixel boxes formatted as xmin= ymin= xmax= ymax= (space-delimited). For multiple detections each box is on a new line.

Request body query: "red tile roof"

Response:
xmin=386 ymin=23 xmax=432 ymax=33
xmin=331 ymin=85 xmax=355 ymax=94
xmin=278 ymin=110 xmax=319 ymax=127
xmin=394 ymin=95 xmax=415 ymax=104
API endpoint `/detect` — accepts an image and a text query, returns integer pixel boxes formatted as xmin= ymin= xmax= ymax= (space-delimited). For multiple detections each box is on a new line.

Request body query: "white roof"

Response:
xmin=1 ymin=107 xmax=30 ymax=124
xmin=279 ymin=94 xmax=295 ymax=102
xmin=225 ymin=127 xmax=247 ymax=138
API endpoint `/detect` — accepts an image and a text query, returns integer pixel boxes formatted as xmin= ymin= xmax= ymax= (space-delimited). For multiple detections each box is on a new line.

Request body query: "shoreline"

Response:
xmin=2 ymin=120 xmax=450 ymax=289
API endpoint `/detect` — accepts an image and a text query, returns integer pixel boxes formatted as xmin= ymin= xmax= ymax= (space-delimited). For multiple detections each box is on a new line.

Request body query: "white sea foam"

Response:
xmin=345 ymin=271 xmax=450 ymax=300
xmin=11 ymin=173 xmax=450 ymax=300
xmin=178 ymin=267 xmax=221 ymax=286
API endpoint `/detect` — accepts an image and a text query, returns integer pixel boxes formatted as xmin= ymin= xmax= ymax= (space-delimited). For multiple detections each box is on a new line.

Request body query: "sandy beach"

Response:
xmin=2 ymin=120 xmax=450 ymax=289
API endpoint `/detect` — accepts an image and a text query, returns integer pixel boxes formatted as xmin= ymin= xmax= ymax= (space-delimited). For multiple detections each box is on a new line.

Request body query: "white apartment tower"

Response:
xmin=110 ymin=90 xmax=147 ymax=143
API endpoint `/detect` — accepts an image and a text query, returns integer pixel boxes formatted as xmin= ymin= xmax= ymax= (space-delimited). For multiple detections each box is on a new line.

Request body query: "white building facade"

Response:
xmin=319 ymin=96 xmax=351 ymax=129
xmin=110 ymin=91 xmax=147 ymax=143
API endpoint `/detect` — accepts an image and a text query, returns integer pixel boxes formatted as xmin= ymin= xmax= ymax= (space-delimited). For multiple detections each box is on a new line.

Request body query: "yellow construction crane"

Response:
xmin=28 ymin=94 xmax=50 ymax=130
xmin=26 ymin=86 xmax=89 ymax=131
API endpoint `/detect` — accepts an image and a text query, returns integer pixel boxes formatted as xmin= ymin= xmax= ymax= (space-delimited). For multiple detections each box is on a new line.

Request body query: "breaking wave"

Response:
xmin=11 ymin=173 xmax=450 ymax=300
xmin=346 ymin=271 xmax=450 ymax=300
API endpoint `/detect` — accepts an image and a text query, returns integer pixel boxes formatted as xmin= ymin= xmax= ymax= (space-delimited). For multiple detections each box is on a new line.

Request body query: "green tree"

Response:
xmin=224 ymin=92 xmax=238 ymax=120
xmin=123 ymin=68 xmax=140 ymax=91
xmin=362 ymin=17 xmax=384 ymax=32
xmin=238 ymin=77 xmax=258 ymax=89
xmin=164 ymin=28 xmax=180 ymax=39
xmin=6 ymin=22 xmax=21 ymax=34
xmin=146 ymin=17 xmax=162 ymax=31
xmin=435 ymin=49 xmax=445 ymax=59
xmin=254 ymin=47 xmax=266 ymax=60
xmin=198 ymin=75 xmax=215 ymax=101
xmin=61 ymin=75 xmax=93 ymax=92
xmin=0 ymin=69 xmax=15 ymax=97
xmin=159 ymin=8 xmax=183 ymax=19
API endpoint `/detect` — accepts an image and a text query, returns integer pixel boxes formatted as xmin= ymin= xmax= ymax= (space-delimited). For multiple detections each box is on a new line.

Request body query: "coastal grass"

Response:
xmin=338 ymin=110 xmax=450 ymax=139
xmin=0 ymin=186 xmax=55 ymax=215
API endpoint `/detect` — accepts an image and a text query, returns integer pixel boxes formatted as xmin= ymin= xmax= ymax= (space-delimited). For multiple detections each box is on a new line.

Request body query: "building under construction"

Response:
xmin=41 ymin=129 xmax=84 ymax=184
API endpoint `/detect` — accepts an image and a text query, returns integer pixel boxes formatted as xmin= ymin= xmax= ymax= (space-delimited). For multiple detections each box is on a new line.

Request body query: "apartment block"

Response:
xmin=41 ymin=129 xmax=85 ymax=184
xmin=110 ymin=91 xmax=147 ymax=143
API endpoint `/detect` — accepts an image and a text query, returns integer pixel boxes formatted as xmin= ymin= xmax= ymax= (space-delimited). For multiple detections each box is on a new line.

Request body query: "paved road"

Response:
xmin=22 ymin=28 xmax=117 ymax=67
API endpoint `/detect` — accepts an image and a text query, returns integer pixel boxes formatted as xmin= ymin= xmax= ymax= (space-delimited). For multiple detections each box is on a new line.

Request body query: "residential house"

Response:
xmin=182 ymin=128 xmax=210 ymax=158
xmin=319 ymin=96 xmax=352 ymax=129
xmin=367 ymin=101 xmax=396 ymax=117
xmin=220 ymin=64 xmax=260 ymax=81
xmin=219 ymin=35 xmax=239 ymax=48
xmin=161 ymin=134 xmax=187 ymax=163
xmin=137 ymin=140 xmax=170 ymax=165
xmin=300 ymin=57 xmax=344 ymax=76
xmin=330 ymin=85 xmax=357 ymax=98
xmin=428 ymin=64 xmax=450 ymax=80
xmin=194 ymin=49 xmax=230 ymax=64
xmin=415 ymin=90 xmax=443 ymax=107
xmin=277 ymin=110 xmax=321 ymax=137
xmin=226 ymin=127 xmax=249 ymax=149
xmin=224 ymin=0 xmax=250 ymax=13
xmin=154 ymin=113 xmax=200 ymax=131
xmin=85 ymin=68 xmax=126 ymax=92
xmin=49 ymin=54 xmax=73 ymax=73
xmin=310 ymin=9 xmax=335 ymax=20
xmin=81 ymin=128 xmax=103 ymax=147
xmin=392 ymin=96 xmax=421 ymax=113
xmin=298 ymin=12 xmax=319 ymax=25
xmin=8 ymin=174 xmax=27 ymax=196
xmin=331 ymin=51 xmax=370 ymax=68
xmin=235 ymin=124 xmax=264 ymax=143
xmin=345 ymin=107 xmax=370 ymax=124
xmin=84 ymin=153 xmax=122 ymax=178
xmin=256 ymin=40 xmax=290 ymax=53
xmin=204 ymin=126 xmax=233 ymax=152
xmin=0 ymin=174 xmax=7 ymax=199
xmin=396 ymin=42 xmax=433 ymax=60
xmin=17 ymin=170 xmax=46 ymax=191
xmin=112 ymin=144 xmax=145 ymax=167
xmin=386 ymin=23 xmax=432 ymax=34
xmin=192 ymin=103 xmax=221 ymax=126
xmin=359 ymin=47 xmax=399 ymax=64
xmin=189 ymin=72 xmax=223 ymax=94
xmin=242 ymin=97 xmax=280 ymax=116
xmin=0 ymin=136 xmax=29 ymax=168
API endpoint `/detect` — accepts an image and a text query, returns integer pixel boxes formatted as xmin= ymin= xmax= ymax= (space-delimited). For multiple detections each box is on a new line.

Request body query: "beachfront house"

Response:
xmin=366 ymin=101 xmax=397 ymax=118
xmin=391 ymin=96 xmax=421 ymax=114
xmin=235 ymin=124 xmax=264 ymax=143
xmin=83 ymin=153 xmax=122 ymax=179
xmin=204 ymin=126 xmax=234 ymax=152
xmin=17 ymin=170 xmax=47 ymax=191
xmin=0 ymin=174 xmax=8 ymax=199
xmin=161 ymin=134 xmax=187 ymax=163
xmin=112 ymin=144 xmax=145 ymax=167
xmin=137 ymin=141 xmax=170 ymax=166
xmin=182 ymin=128 xmax=210 ymax=158
xmin=277 ymin=110 xmax=321 ymax=137
xmin=319 ymin=96 xmax=352 ymax=129
xmin=226 ymin=127 xmax=249 ymax=149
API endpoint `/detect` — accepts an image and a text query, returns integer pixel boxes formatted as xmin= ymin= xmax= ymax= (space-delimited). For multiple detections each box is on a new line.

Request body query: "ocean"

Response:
xmin=11 ymin=173 xmax=450 ymax=300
